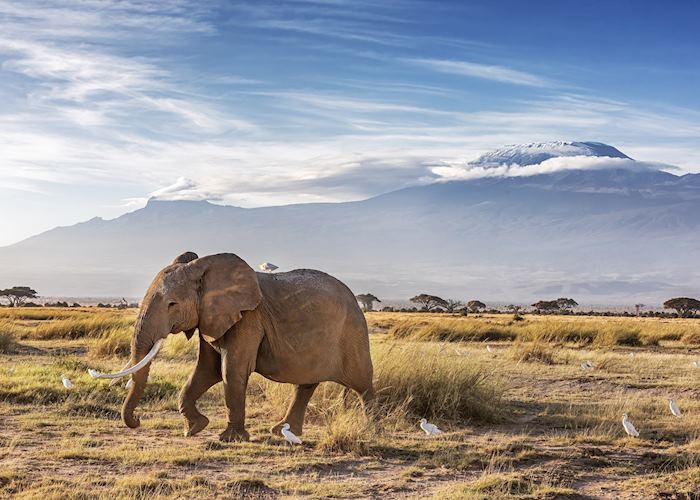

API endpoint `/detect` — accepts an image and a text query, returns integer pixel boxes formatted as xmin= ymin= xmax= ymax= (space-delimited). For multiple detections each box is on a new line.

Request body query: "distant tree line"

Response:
xmin=0 ymin=286 xmax=140 ymax=308
xmin=2 ymin=284 xmax=697 ymax=318
xmin=355 ymin=292 xmax=700 ymax=318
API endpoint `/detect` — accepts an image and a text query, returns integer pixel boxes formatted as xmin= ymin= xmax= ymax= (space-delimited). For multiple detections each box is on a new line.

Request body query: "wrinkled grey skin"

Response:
xmin=122 ymin=252 xmax=374 ymax=441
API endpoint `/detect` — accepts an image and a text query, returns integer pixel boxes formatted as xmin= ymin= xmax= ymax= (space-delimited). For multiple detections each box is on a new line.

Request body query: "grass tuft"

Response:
xmin=316 ymin=406 xmax=375 ymax=455
xmin=510 ymin=341 xmax=555 ymax=364
xmin=0 ymin=330 xmax=18 ymax=354
xmin=373 ymin=342 xmax=505 ymax=424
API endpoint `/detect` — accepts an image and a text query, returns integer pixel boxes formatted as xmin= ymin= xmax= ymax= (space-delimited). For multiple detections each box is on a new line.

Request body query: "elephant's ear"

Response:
xmin=187 ymin=254 xmax=262 ymax=343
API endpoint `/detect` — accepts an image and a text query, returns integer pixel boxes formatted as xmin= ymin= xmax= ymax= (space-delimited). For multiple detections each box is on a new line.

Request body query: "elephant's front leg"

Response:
xmin=179 ymin=335 xmax=222 ymax=437
xmin=218 ymin=328 xmax=263 ymax=442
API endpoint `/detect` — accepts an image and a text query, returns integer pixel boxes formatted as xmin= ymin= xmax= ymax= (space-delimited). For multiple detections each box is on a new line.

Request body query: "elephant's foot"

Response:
xmin=183 ymin=414 xmax=209 ymax=437
xmin=270 ymin=420 xmax=302 ymax=436
xmin=219 ymin=425 xmax=249 ymax=442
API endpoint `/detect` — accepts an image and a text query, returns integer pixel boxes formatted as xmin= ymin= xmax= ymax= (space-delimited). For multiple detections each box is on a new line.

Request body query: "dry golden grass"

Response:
xmin=372 ymin=341 xmax=505 ymax=424
xmin=30 ymin=313 xmax=134 ymax=340
xmin=0 ymin=330 xmax=17 ymax=354
xmin=370 ymin=311 xmax=700 ymax=347
xmin=1 ymin=307 xmax=700 ymax=498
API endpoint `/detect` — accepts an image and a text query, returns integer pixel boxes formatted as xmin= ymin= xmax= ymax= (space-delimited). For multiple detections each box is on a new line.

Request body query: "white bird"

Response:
xmin=258 ymin=262 xmax=278 ymax=273
xmin=420 ymin=418 xmax=442 ymax=436
xmin=486 ymin=345 xmax=494 ymax=353
xmin=622 ymin=413 xmax=639 ymax=437
xmin=281 ymin=423 xmax=302 ymax=445
xmin=61 ymin=375 xmax=73 ymax=389
xmin=580 ymin=361 xmax=594 ymax=370
xmin=669 ymin=399 xmax=682 ymax=417
xmin=692 ymin=361 xmax=699 ymax=368
xmin=629 ymin=352 xmax=636 ymax=358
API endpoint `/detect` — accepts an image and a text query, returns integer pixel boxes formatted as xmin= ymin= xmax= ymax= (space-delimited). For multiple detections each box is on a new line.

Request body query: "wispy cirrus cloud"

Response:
xmin=0 ymin=37 xmax=255 ymax=133
xmin=406 ymin=58 xmax=552 ymax=87
xmin=0 ymin=0 xmax=214 ymax=40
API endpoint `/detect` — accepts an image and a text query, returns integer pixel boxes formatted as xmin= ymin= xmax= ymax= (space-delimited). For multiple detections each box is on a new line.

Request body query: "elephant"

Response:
xmin=104 ymin=251 xmax=374 ymax=442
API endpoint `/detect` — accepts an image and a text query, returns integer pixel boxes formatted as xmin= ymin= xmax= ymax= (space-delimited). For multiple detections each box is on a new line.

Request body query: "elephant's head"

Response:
xmin=120 ymin=252 xmax=262 ymax=428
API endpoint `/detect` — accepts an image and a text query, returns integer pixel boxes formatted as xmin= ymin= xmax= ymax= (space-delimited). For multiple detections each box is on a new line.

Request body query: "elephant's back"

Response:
xmin=256 ymin=268 xmax=366 ymax=329
xmin=258 ymin=269 xmax=357 ymax=305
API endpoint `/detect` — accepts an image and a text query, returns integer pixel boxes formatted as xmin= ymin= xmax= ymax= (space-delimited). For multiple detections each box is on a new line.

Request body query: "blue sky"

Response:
xmin=0 ymin=0 xmax=698 ymax=245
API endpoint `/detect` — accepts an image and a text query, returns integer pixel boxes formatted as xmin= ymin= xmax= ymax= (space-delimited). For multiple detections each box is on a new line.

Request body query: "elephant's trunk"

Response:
xmin=121 ymin=336 xmax=159 ymax=429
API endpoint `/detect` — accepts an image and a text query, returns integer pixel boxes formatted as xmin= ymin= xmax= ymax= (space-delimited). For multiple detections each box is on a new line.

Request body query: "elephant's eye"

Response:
xmin=167 ymin=301 xmax=177 ymax=308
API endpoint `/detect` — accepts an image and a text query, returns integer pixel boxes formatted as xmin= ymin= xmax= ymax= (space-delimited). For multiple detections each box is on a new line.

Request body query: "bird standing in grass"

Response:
xmin=622 ymin=413 xmax=639 ymax=437
xmin=420 ymin=418 xmax=442 ymax=436
xmin=580 ymin=361 xmax=594 ymax=370
xmin=669 ymin=399 xmax=682 ymax=417
xmin=486 ymin=345 xmax=494 ymax=353
xmin=281 ymin=423 xmax=302 ymax=445
xmin=61 ymin=375 xmax=73 ymax=389
xmin=259 ymin=262 xmax=279 ymax=273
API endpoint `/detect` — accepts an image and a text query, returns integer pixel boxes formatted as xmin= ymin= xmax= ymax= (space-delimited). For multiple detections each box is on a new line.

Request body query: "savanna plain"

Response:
xmin=1 ymin=308 xmax=699 ymax=499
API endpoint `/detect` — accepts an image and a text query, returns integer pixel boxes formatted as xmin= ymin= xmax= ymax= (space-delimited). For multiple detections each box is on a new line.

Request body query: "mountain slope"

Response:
xmin=1 ymin=143 xmax=698 ymax=303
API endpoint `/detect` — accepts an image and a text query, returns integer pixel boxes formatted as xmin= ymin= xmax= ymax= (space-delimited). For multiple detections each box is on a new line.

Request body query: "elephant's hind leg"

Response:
xmin=179 ymin=335 xmax=222 ymax=437
xmin=342 ymin=383 xmax=374 ymax=409
xmin=271 ymin=383 xmax=319 ymax=436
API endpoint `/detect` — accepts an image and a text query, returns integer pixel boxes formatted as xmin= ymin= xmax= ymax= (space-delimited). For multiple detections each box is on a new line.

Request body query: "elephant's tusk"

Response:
xmin=109 ymin=361 xmax=133 ymax=386
xmin=88 ymin=339 xmax=164 ymax=379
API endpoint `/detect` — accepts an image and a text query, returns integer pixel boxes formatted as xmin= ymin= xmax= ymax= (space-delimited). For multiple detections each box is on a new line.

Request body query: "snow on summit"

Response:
xmin=469 ymin=141 xmax=632 ymax=167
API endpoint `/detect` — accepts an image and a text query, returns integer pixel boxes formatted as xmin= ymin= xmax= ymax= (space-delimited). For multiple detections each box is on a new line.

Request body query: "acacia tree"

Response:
xmin=505 ymin=304 xmax=523 ymax=314
xmin=556 ymin=297 xmax=578 ymax=311
xmin=634 ymin=303 xmax=645 ymax=316
xmin=0 ymin=286 xmax=38 ymax=307
xmin=531 ymin=300 xmax=560 ymax=313
xmin=356 ymin=293 xmax=381 ymax=312
xmin=466 ymin=300 xmax=486 ymax=313
xmin=663 ymin=297 xmax=700 ymax=318
xmin=443 ymin=299 xmax=464 ymax=313
xmin=410 ymin=294 xmax=448 ymax=312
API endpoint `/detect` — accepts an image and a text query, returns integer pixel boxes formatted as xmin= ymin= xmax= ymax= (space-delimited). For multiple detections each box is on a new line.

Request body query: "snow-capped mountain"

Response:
xmin=0 ymin=142 xmax=697 ymax=304
xmin=469 ymin=141 xmax=631 ymax=167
